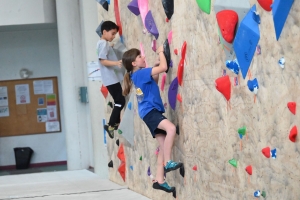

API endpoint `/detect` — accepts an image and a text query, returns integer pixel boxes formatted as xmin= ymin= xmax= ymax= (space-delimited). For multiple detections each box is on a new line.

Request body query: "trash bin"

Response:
xmin=14 ymin=147 xmax=34 ymax=170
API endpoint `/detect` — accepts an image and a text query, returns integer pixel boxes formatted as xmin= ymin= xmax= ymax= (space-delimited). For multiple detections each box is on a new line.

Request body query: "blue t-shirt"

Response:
xmin=131 ymin=68 xmax=165 ymax=119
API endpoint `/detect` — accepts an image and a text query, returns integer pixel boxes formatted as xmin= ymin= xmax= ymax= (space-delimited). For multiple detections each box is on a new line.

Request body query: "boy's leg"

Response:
xmin=106 ymin=83 xmax=125 ymax=126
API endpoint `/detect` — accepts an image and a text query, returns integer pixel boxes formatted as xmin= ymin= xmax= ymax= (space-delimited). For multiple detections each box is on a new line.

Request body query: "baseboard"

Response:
xmin=0 ymin=161 xmax=67 ymax=170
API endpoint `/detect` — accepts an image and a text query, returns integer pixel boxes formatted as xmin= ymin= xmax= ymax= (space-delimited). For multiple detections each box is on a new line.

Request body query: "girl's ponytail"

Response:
xmin=122 ymin=72 xmax=132 ymax=96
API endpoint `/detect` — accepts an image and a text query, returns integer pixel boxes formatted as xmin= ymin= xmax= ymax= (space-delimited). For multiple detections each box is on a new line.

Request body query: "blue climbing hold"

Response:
xmin=239 ymin=134 xmax=243 ymax=139
xmin=252 ymin=11 xmax=261 ymax=24
xmin=130 ymin=165 xmax=133 ymax=170
xmin=128 ymin=102 xmax=132 ymax=110
xmin=254 ymin=190 xmax=261 ymax=197
xmin=106 ymin=0 xmax=110 ymax=4
xmin=225 ymin=59 xmax=239 ymax=75
xmin=278 ymin=57 xmax=285 ymax=68
xmin=233 ymin=4 xmax=260 ymax=79
xmin=247 ymin=78 xmax=259 ymax=94
xmin=272 ymin=0 xmax=294 ymax=40
xmin=271 ymin=148 xmax=277 ymax=159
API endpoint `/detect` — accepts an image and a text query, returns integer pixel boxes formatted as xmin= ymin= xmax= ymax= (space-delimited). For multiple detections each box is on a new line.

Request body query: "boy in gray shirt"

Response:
xmin=96 ymin=21 xmax=125 ymax=139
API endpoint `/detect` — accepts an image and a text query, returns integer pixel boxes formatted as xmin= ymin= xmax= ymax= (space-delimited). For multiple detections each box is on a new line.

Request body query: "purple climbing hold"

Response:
xmin=168 ymin=77 xmax=179 ymax=110
xmin=127 ymin=0 xmax=140 ymax=16
xmin=147 ymin=166 xmax=151 ymax=176
xmin=145 ymin=10 xmax=159 ymax=40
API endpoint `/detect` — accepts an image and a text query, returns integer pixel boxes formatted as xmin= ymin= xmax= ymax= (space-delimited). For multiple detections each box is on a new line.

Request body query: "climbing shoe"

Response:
xmin=113 ymin=123 xmax=120 ymax=130
xmin=104 ymin=125 xmax=114 ymax=139
xmin=153 ymin=181 xmax=175 ymax=193
xmin=164 ymin=160 xmax=183 ymax=173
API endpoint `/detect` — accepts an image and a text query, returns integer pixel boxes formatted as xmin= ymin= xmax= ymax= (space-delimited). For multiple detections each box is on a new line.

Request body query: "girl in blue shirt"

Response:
xmin=122 ymin=45 xmax=182 ymax=193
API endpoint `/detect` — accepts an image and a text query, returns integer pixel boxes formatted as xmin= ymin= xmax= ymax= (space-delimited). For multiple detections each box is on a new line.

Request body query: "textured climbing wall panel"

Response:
xmin=98 ymin=0 xmax=300 ymax=199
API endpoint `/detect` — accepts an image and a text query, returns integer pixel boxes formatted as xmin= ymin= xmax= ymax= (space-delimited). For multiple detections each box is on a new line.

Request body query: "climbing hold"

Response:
xmin=215 ymin=75 xmax=231 ymax=101
xmin=106 ymin=0 xmax=110 ymax=4
xmin=170 ymin=60 xmax=173 ymax=68
xmin=256 ymin=44 xmax=261 ymax=55
xmin=97 ymin=0 xmax=109 ymax=11
xmin=225 ymin=59 xmax=239 ymax=75
xmin=287 ymin=102 xmax=296 ymax=115
xmin=168 ymin=30 xmax=173 ymax=44
xmin=137 ymin=0 xmax=149 ymax=29
xmin=116 ymin=139 xmax=120 ymax=146
xmin=127 ymin=0 xmax=140 ymax=15
xmin=216 ymin=10 xmax=238 ymax=43
xmin=145 ymin=11 xmax=159 ymax=39
xmin=164 ymin=103 xmax=168 ymax=109
xmin=238 ymin=134 xmax=243 ymax=139
xmin=174 ymin=49 xmax=178 ymax=55
xmin=95 ymin=20 xmax=104 ymax=37
xmin=238 ymin=126 xmax=246 ymax=136
xmin=262 ymin=147 xmax=271 ymax=158
xmin=172 ymin=189 xmax=176 ymax=198
xmin=177 ymin=59 xmax=184 ymax=86
xmin=278 ymin=57 xmax=285 ymax=68
xmin=130 ymin=165 xmax=133 ymax=170
xmin=252 ymin=10 xmax=261 ymax=24
xmin=176 ymin=125 xmax=180 ymax=135
xmin=247 ymin=78 xmax=259 ymax=95
xmin=229 ymin=158 xmax=237 ymax=168
xmin=117 ymin=143 xmax=125 ymax=162
xmin=245 ymin=165 xmax=252 ymax=175
xmin=118 ymin=162 xmax=126 ymax=182
xmin=179 ymin=165 xmax=185 ymax=177
xmin=271 ymin=148 xmax=277 ymax=159
xmin=166 ymin=18 xmax=169 ymax=22
xmin=162 ymin=0 xmax=174 ymax=20
xmin=107 ymin=101 xmax=113 ymax=108
xmin=163 ymin=39 xmax=171 ymax=73
xmin=161 ymin=73 xmax=166 ymax=91
xmin=289 ymin=125 xmax=297 ymax=142
xmin=181 ymin=41 xmax=187 ymax=62
xmin=152 ymin=39 xmax=156 ymax=52
xmin=155 ymin=147 xmax=160 ymax=155
xmin=108 ymin=160 xmax=113 ymax=168
xmin=195 ymin=0 xmax=211 ymax=14
xmin=101 ymin=85 xmax=108 ymax=98
xmin=261 ymin=191 xmax=266 ymax=198
xmin=254 ymin=190 xmax=261 ymax=197
xmin=272 ymin=0 xmax=294 ymax=40
xmin=257 ymin=0 xmax=272 ymax=11
xmin=233 ymin=5 xmax=260 ymax=79
xmin=128 ymin=102 xmax=132 ymax=110
xmin=118 ymin=129 xmax=123 ymax=134
xmin=147 ymin=166 xmax=151 ymax=176
xmin=168 ymin=77 xmax=179 ymax=110
xmin=177 ymin=94 xmax=182 ymax=103
xmin=192 ymin=165 xmax=197 ymax=171
xmin=114 ymin=0 xmax=123 ymax=36
xmin=139 ymin=156 xmax=142 ymax=161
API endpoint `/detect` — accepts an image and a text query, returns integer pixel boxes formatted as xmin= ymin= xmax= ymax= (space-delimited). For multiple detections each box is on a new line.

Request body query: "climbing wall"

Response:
xmin=97 ymin=0 xmax=300 ymax=199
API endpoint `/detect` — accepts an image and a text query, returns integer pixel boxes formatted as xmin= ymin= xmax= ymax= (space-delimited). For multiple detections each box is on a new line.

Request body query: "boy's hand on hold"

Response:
xmin=116 ymin=60 xmax=122 ymax=68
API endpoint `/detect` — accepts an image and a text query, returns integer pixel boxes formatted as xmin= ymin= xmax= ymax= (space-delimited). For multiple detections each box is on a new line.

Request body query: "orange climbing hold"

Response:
xmin=287 ymin=102 xmax=296 ymax=115
xmin=101 ymin=85 xmax=108 ymax=98
xmin=216 ymin=10 xmax=238 ymax=43
xmin=117 ymin=143 xmax=125 ymax=162
xmin=215 ymin=75 xmax=231 ymax=101
xmin=289 ymin=125 xmax=298 ymax=142
xmin=118 ymin=162 xmax=126 ymax=182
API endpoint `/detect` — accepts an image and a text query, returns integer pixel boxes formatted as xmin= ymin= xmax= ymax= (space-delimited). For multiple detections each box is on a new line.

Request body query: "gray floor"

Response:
xmin=0 ymin=169 xmax=151 ymax=200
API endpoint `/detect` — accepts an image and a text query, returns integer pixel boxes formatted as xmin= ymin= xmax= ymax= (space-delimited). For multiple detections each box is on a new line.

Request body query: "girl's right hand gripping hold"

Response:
xmin=152 ymin=45 xmax=167 ymax=76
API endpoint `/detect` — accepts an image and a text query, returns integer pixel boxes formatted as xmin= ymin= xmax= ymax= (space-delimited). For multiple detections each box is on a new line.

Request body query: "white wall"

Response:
xmin=0 ymin=28 xmax=67 ymax=166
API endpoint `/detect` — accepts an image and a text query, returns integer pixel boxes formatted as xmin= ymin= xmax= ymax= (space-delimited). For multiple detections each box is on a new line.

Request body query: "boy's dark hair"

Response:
xmin=101 ymin=21 xmax=119 ymax=34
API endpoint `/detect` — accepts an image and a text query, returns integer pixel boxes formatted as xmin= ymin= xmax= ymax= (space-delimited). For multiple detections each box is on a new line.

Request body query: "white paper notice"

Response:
xmin=47 ymin=105 xmax=57 ymax=121
xmin=33 ymin=80 xmax=53 ymax=94
xmin=0 ymin=106 xmax=9 ymax=117
xmin=37 ymin=108 xmax=47 ymax=122
xmin=15 ymin=84 xmax=30 ymax=104
xmin=87 ymin=61 xmax=102 ymax=81
xmin=46 ymin=121 xmax=60 ymax=132
xmin=0 ymin=87 xmax=8 ymax=106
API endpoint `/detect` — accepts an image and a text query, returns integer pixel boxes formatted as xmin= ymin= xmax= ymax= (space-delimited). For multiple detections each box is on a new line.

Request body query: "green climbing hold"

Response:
xmin=118 ymin=129 xmax=122 ymax=134
xmin=139 ymin=156 xmax=142 ymax=161
xmin=229 ymin=158 xmax=237 ymax=168
xmin=107 ymin=101 xmax=113 ymax=108
xmin=261 ymin=191 xmax=266 ymax=198
xmin=195 ymin=0 xmax=211 ymax=14
xmin=238 ymin=126 xmax=246 ymax=135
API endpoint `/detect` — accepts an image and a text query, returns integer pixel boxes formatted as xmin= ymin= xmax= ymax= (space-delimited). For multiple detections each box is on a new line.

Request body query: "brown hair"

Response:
xmin=122 ymin=48 xmax=140 ymax=96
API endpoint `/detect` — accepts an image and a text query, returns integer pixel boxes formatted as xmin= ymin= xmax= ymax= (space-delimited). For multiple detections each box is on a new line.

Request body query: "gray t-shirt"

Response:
xmin=96 ymin=39 xmax=124 ymax=86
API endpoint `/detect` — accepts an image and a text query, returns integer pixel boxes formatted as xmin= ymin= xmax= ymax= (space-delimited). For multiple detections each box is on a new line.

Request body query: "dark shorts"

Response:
xmin=143 ymin=109 xmax=167 ymax=138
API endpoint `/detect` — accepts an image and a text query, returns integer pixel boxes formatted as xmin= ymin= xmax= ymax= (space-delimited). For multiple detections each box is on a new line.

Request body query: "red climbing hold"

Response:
xmin=177 ymin=94 xmax=182 ymax=102
xmin=216 ymin=10 xmax=238 ymax=43
xmin=287 ymin=102 xmax=296 ymax=115
xmin=262 ymin=147 xmax=271 ymax=158
xmin=245 ymin=165 xmax=252 ymax=175
xmin=177 ymin=58 xmax=184 ymax=86
xmin=215 ymin=75 xmax=231 ymax=101
xmin=181 ymin=41 xmax=187 ymax=61
xmin=174 ymin=49 xmax=178 ymax=55
xmin=289 ymin=125 xmax=297 ymax=142
xmin=117 ymin=143 xmax=125 ymax=162
xmin=192 ymin=165 xmax=197 ymax=171
xmin=166 ymin=17 xmax=169 ymax=22
xmin=257 ymin=0 xmax=272 ymax=12
xmin=118 ymin=162 xmax=126 ymax=182
xmin=101 ymin=85 xmax=108 ymax=98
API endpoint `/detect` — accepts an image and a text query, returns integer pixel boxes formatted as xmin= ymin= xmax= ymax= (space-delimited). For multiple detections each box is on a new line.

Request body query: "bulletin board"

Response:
xmin=0 ymin=77 xmax=61 ymax=137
